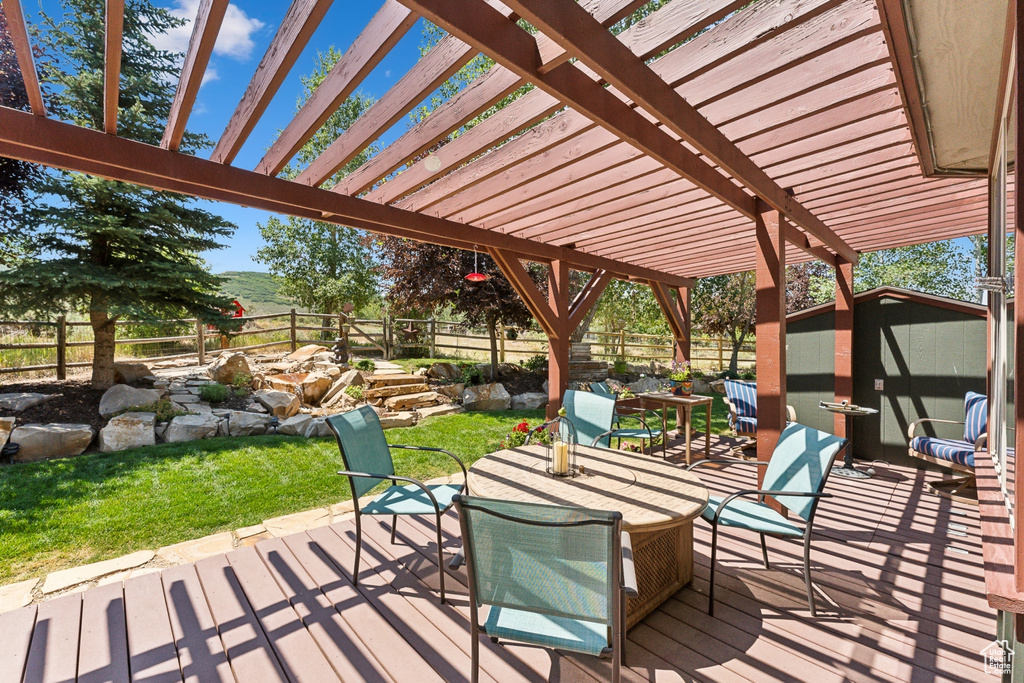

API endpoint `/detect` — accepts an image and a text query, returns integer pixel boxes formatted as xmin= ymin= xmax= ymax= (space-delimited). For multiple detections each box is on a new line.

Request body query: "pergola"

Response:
xmin=0 ymin=0 xmax=1006 ymax=493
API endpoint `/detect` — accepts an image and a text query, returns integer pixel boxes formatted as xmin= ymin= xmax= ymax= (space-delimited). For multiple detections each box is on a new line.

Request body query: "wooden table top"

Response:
xmin=467 ymin=444 xmax=709 ymax=533
xmin=636 ymin=392 xmax=714 ymax=407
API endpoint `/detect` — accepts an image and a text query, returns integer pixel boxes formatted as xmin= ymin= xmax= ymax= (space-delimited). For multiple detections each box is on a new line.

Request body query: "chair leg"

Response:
xmin=708 ymin=522 xmax=719 ymax=617
xmin=390 ymin=514 xmax=398 ymax=544
xmin=471 ymin=623 xmax=480 ymax=683
xmin=759 ymin=532 xmax=770 ymax=569
xmin=435 ymin=509 xmax=446 ymax=604
xmin=803 ymin=534 xmax=816 ymax=617
xmin=353 ymin=513 xmax=362 ymax=587
xmin=619 ymin=589 xmax=628 ymax=667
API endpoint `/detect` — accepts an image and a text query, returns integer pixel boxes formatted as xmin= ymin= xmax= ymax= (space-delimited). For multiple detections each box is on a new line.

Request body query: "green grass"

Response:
xmin=0 ymin=409 xmax=545 ymax=585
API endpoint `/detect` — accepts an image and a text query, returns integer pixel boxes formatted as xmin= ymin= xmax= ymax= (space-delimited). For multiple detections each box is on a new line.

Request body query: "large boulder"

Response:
xmin=511 ymin=392 xmax=548 ymax=410
xmin=278 ymin=414 xmax=313 ymax=436
xmin=207 ymin=352 xmax=251 ymax=384
xmin=0 ymin=416 xmax=14 ymax=448
xmin=113 ymin=362 xmax=152 ymax=384
xmin=99 ymin=412 xmax=156 ymax=453
xmin=99 ymin=384 xmax=161 ymax=418
xmin=627 ymin=377 xmax=660 ymax=394
xmin=254 ymin=390 xmax=300 ymax=418
xmin=379 ymin=411 xmax=416 ymax=429
xmin=164 ymin=414 xmax=221 ymax=443
xmin=320 ymin=369 xmax=363 ymax=406
xmin=463 ymin=383 xmax=511 ymax=411
xmin=285 ymin=344 xmax=329 ymax=362
xmin=300 ymin=373 xmax=333 ymax=404
xmin=428 ymin=362 xmax=461 ymax=380
xmin=302 ymin=417 xmax=333 ymax=438
xmin=11 ymin=423 xmax=94 ymax=461
xmin=228 ymin=412 xmax=272 ymax=437
xmin=0 ymin=393 xmax=59 ymax=412
xmin=436 ymin=382 xmax=465 ymax=399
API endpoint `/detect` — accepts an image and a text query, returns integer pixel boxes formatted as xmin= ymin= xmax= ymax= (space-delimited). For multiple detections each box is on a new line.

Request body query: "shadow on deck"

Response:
xmin=0 ymin=434 xmax=992 ymax=682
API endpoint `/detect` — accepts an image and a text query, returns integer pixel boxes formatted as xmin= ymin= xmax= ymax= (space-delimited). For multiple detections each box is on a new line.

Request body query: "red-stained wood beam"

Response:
xmin=784 ymin=220 xmax=836 ymax=267
xmin=649 ymin=281 xmax=690 ymax=363
xmin=754 ymin=201 xmax=786 ymax=495
xmin=834 ymin=256 xmax=854 ymax=437
xmin=488 ymin=248 xmax=558 ymax=337
xmin=0 ymin=106 xmax=693 ymax=288
xmin=567 ymin=269 xmax=612 ymax=332
xmin=1015 ymin=0 xmax=1024 ymax=594
xmin=161 ymin=0 xmax=229 ymax=150
xmin=548 ymin=259 xmax=571 ymax=418
xmin=503 ymin=0 xmax=858 ymax=265
xmin=257 ymin=0 xmax=417 ymax=176
xmin=398 ymin=0 xmax=755 ymax=222
xmin=104 ymin=0 xmax=125 ymax=135
xmin=212 ymin=0 xmax=332 ymax=165
xmin=1 ymin=0 xmax=45 ymax=115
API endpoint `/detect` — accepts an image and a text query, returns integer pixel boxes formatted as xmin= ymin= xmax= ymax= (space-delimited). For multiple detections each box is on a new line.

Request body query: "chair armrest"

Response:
xmin=337 ymin=471 xmax=442 ymax=511
xmin=975 ymin=432 xmax=988 ymax=451
xmin=786 ymin=405 xmax=797 ymax=422
xmin=907 ymin=418 xmax=965 ymax=441
xmin=686 ymin=458 xmax=768 ymax=471
xmin=711 ymin=489 xmax=832 ymax=526
xmin=389 ymin=444 xmax=468 ymax=483
xmin=616 ymin=406 xmax=662 ymax=422
xmin=620 ymin=532 xmax=638 ymax=598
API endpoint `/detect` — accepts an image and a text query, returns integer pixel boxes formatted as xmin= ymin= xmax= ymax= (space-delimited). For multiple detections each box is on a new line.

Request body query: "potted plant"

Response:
xmin=669 ymin=360 xmax=693 ymax=396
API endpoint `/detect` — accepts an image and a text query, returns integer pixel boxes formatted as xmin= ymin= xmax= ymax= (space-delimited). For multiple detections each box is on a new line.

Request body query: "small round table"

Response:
xmin=467 ymin=443 xmax=708 ymax=628
xmin=818 ymin=401 xmax=879 ymax=479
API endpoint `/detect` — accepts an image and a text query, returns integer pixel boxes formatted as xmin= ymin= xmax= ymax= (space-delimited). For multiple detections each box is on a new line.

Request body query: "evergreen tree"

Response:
xmin=0 ymin=0 xmax=236 ymax=389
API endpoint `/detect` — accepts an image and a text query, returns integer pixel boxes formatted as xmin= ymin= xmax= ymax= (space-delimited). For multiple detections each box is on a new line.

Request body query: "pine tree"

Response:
xmin=0 ymin=0 xmax=236 ymax=389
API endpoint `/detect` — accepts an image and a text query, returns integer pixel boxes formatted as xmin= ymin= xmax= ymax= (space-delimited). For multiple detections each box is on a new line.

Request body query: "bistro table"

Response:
xmin=634 ymin=392 xmax=714 ymax=465
xmin=818 ymin=400 xmax=879 ymax=479
xmin=467 ymin=443 xmax=709 ymax=628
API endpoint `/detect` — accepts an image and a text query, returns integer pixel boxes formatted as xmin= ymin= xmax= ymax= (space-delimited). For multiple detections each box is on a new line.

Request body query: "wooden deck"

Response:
xmin=0 ymin=435 xmax=995 ymax=682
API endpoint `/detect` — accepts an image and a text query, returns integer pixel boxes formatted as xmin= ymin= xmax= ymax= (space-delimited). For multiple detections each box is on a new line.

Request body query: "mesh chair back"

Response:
xmin=591 ymin=381 xmax=615 ymax=397
xmin=454 ymin=496 xmax=619 ymax=624
xmin=724 ymin=380 xmax=757 ymax=418
xmin=963 ymin=391 xmax=987 ymax=444
xmin=761 ymin=423 xmax=846 ymax=521
xmin=327 ymin=406 xmax=395 ymax=499
xmin=563 ymin=389 xmax=616 ymax=448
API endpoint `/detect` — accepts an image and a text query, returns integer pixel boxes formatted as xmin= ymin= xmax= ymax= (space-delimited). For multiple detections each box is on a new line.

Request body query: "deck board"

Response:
xmin=0 ymin=439 xmax=998 ymax=683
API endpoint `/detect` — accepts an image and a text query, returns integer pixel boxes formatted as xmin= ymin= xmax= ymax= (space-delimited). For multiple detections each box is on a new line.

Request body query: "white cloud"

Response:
xmin=150 ymin=0 xmax=265 ymax=61
xmin=201 ymin=68 xmax=219 ymax=86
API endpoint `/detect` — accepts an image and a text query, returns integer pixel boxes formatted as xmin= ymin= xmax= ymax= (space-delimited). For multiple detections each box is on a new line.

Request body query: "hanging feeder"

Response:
xmin=465 ymin=246 xmax=489 ymax=282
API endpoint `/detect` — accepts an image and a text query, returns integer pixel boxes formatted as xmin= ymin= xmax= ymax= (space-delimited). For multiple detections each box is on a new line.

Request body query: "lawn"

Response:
xmin=0 ymin=397 xmax=732 ymax=586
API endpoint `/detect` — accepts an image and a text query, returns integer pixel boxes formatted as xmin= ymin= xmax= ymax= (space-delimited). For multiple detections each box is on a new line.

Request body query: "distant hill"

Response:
xmin=218 ymin=271 xmax=295 ymax=314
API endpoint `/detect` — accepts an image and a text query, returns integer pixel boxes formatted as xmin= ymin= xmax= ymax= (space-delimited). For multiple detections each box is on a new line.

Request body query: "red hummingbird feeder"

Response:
xmin=465 ymin=246 xmax=489 ymax=282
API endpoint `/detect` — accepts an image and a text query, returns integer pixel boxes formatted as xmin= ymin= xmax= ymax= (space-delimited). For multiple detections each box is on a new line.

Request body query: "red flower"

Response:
xmin=513 ymin=421 xmax=530 ymax=433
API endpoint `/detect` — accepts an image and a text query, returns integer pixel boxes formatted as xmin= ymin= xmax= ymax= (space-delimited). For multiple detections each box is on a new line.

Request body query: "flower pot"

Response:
xmin=673 ymin=381 xmax=693 ymax=396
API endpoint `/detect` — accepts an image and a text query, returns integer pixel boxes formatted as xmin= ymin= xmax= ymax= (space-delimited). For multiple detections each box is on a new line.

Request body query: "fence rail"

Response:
xmin=0 ymin=312 xmax=754 ymax=379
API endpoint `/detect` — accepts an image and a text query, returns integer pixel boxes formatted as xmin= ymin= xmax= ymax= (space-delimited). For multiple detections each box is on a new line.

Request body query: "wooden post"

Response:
xmin=499 ymin=322 xmax=506 ymax=363
xmin=548 ymin=259 xmax=570 ymax=418
xmin=754 ymin=202 xmax=787 ymax=491
xmin=677 ymin=286 xmax=691 ymax=362
xmin=1014 ymin=3 xmax=1024 ymax=593
xmin=619 ymin=329 xmax=625 ymax=359
xmin=834 ymin=257 xmax=854 ymax=437
xmin=56 ymin=315 xmax=67 ymax=380
xmin=429 ymin=317 xmax=436 ymax=358
xmin=650 ymin=281 xmax=690 ymax=364
xmin=717 ymin=337 xmax=724 ymax=371
xmin=289 ymin=308 xmax=297 ymax=352
xmin=220 ymin=332 xmax=229 ymax=350
xmin=196 ymin=320 xmax=206 ymax=365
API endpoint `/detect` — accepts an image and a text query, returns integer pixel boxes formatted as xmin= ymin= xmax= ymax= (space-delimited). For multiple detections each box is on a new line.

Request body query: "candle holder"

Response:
xmin=541 ymin=414 xmax=578 ymax=477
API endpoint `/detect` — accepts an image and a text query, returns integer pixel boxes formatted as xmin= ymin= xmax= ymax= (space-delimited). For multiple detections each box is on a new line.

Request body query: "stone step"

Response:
xmin=367 ymin=373 xmax=422 ymax=387
xmin=385 ymin=391 xmax=441 ymax=410
xmin=363 ymin=382 xmax=431 ymax=399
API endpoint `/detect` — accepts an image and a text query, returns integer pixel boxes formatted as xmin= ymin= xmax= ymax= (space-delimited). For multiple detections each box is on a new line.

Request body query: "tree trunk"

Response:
xmin=569 ymin=304 xmax=599 ymax=344
xmin=487 ymin=317 xmax=500 ymax=381
xmin=728 ymin=331 xmax=747 ymax=375
xmin=90 ymin=307 xmax=118 ymax=390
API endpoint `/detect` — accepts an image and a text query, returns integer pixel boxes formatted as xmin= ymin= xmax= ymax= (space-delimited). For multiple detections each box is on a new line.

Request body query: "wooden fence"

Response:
xmin=0 ymin=312 xmax=753 ymax=379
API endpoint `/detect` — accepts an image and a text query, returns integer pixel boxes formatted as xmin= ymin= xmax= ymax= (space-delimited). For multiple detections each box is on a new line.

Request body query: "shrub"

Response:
xmin=718 ymin=369 xmax=740 ymax=380
xmin=124 ymin=399 xmax=188 ymax=423
xmin=740 ymin=370 xmax=756 ymax=380
xmin=344 ymin=384 xmax=364 ymax=402
xmin=613 ymin=359 xmax=628 ymax=375
xmin=460 ymin=363 xmax=483 ymax=386
xmin=199 ymin=383 xmax=230 ymax=403
xmin=355 ymin=359 xmax=375 ymax=372
xmin=231 ymin=373 xmax=252 ymax=390
xmin=522 ymin=354 xmax=547 ymax=372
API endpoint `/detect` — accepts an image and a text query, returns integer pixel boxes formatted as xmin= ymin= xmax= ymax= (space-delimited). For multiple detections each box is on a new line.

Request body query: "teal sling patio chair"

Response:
xmin=451 ymin=495 xmax=637 ymax=683
xmin=687 ymin=423 xmax=847 ymax=616
xmin=563 ymin=389 xmax=663 ymax=455
xmin=327 ymin=406 xmax=467 ymax=604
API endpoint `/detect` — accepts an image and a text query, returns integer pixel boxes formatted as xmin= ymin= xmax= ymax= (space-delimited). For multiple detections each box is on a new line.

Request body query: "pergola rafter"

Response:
xmin=103 ymin=0 xmax=125 ymax=135
xmin=1 ymin=0 xmax=45 ymax=116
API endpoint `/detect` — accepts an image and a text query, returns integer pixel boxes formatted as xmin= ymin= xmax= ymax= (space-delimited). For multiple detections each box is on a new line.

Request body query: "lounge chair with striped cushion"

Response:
xmin=723 ymin=380 xmax=797 ymax=446
xmin=908 ymin=391 xmax=987 ymax=501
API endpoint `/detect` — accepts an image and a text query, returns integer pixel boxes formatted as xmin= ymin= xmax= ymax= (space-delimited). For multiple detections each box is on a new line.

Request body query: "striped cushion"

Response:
xmin=910 ymin=436 xmax=976 ymax=467
xmin=732 ymin=416 xmax=757 ymax=435
xmin=963 ymin=392 xmax=987 ymax=445
xmin=724 ymin=380 xmax=757 ymax=418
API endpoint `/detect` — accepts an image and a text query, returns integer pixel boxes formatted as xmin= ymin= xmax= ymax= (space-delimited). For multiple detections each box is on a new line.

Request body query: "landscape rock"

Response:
xmin=207 ymin=352 xmax=251 ymax=384
xmin=255 ymin=390 xmax=300 ymax=418
xmin=415 ymin=404 xmax=464 ymax=420
xmin=164 ymin=414 xmax=220 ymax=443
xmin=511 ymin=392 xmax=548 ymax=410
xmin=217 ymin=418 xmax=229 ymax=437
xmin=113 ymin=361 xmax=152 ymax=384
xmin=301 ymin=372 xmax=333 ymax=404
xmin=155 ymin=423 xmax=169 ymax=441
xmin=415 ymin=367 xmax=429 ymax=377
xmin=542 ymin=380 xmax=549 ymax=394
xmin=0 ymin=393 xmax=59 ymax=412
xmin=99 ymin=384 xmax=162 ymax=418
xmin=428 ymin=362 xmax=461 ymax=380
xmin=627 ymin=377 xmax=660 ymax=394
xmin=436 ymin=382 xmax=465 ymax=399
xmin=278 ymin=414 xmax=313 ymax=436
xmin=497 ymin=363 xmax=525 ymax=378
xmin=463 ymin=383 xmax=511 ymax=411
xmin=170 ymin=393 xmax=200 ymax=404
xmin=302 ymin=417 xmax=333 ymax=438
xmin=99 ymin=412 xmax=156 ymax=453
xmin=228 ymin=411 xmax=272 ymax=437
xmin=379 ymin=411 xmax=416 ymax=429
xmin=0 ymin=416 xmax=14 ymax=448
xmin=11 ymin=423 xmax=94 ymax=461
xmin=320 ymin=370 xmax=362 ymax=406
xmin=42 ymin=550 xmax=154 ymax=594
xmin=285 ymin=344 xmax=329 ymax=362
xmin=246 ymin=402 xmax=268 ymax=413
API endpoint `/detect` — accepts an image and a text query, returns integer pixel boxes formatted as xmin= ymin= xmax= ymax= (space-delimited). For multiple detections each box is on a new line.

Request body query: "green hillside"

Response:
xmin=218 ymin=271 xmax=295 ymax=314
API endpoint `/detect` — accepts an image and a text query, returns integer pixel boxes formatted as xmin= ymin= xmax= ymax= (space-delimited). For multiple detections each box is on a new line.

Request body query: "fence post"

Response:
xmin=429 ymin=318 xmax=436 ymax=358
xmin=56 ymin=315 xmax=67 ymax=380
xmin=499 ymin=323 xmax=506 ymax=363
xmin=290 ymin=308 xmax=297 ymax=352
xmin=717 ymin=337 xmax=724 ymax=371
xmin=220 ymin=332 xmax=229 ymax=350
xmin=196 ymin=320 xmax=206 ymax=365
xmin=384 ymin=314 xmax=391 ymax=360
xmin=619 ymin=329 xmax=626 ymax=359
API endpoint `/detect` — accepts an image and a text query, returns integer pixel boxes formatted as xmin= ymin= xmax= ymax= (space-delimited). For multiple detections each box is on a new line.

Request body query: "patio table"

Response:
xmin=467 ymin=443 xmax=709 ymax=628
xmin=635 ymin=392 xmax=714 ymax=465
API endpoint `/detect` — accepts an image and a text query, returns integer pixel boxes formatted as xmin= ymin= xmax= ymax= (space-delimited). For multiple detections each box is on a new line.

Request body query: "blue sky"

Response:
xmin=33 ymin=0 xmax=433 ymax=273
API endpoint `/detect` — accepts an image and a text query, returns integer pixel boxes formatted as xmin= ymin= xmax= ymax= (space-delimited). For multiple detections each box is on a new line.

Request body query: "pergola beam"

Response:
xmin=567 ymin=269 xmax=612 ymax=331
xmin=649 ymin=281 xmax=690 ymax=363
xmin=103 ymin=0 xmax=125 ymax=135
xmin=0 ymin=106 xmax=692 ymax=289
xmin=161 ymin=0 xmax=229 ymax=151
xmin=488 ymin=248 xmax=558 ymax=337
xmin=502 ymin=0 xmax=858 ymax=265
xmin=212 ymin=0 xmax=332 ymax=165
xmin=1 ymin=0 xmax=45 ymax=116
xmin=398 ymin=0 xmax=754 ymax=222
